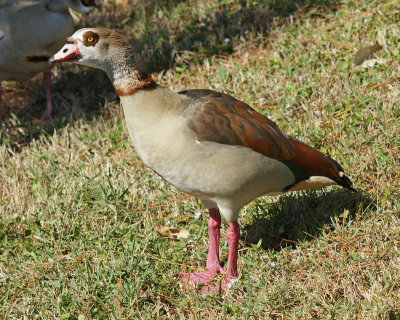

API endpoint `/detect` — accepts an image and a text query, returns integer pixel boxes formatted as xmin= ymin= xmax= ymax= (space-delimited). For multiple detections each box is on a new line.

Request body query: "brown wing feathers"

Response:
xmin=180 ymin=89 xmax=354 ymax=191
xmin=181 ymin=89 xmax=296 ymax=160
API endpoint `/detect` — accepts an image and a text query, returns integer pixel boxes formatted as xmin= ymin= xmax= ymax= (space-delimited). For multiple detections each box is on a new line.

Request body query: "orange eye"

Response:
xmin=87 ymin=37 xmax=94 ymax=42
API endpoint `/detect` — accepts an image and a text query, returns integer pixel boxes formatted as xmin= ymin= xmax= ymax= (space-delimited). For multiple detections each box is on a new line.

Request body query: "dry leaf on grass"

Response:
xmin=354 ymin=43 xmax=382 ymax=66
xmin=358 ymin=58 xmax=387 ymax=69
xmin=155 ymin=224 xmax=190 ymax=240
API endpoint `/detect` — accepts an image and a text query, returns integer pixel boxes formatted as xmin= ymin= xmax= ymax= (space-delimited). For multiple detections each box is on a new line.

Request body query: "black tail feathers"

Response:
xmin=332 ymin=175 xmax=356 ymax=192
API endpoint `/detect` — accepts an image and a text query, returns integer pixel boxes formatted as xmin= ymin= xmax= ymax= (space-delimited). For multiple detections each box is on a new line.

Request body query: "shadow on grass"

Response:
xmin=389 ymin=310 xmax=400 ymax=320
xmin=242 ymin=189 xmax=374 ymax=251
xmin=129 ymin=0 xmax=341 ymax=72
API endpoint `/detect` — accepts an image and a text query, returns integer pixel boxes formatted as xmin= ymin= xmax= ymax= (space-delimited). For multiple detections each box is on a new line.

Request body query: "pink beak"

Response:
xmin=50 ymin=39 xmax=80 ymax=63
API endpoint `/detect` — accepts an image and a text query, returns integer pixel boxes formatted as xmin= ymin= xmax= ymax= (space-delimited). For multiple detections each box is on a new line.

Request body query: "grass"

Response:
xmin=0 ymin=0 xmax=399 ymax=318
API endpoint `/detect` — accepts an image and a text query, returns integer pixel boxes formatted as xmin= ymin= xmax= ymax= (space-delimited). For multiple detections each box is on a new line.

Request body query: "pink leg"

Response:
xmin=0 ymin=83 xmax=4 ymax=121
xmin=225 ymin=221 xmax=240 ymax=280
xmin=179 ymin=208 xmax=224 ymax=285
xmin=200 ymin=221 xmax=240 ymax=294
xmin=206 ymin=208 xmax=224 ymax=274
xmin=42 ymin=71 xmax=53 ymax=118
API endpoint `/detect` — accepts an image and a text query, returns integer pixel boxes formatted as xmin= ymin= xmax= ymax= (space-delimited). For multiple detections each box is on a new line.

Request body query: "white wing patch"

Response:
xmin=287 ymin=176 xmax=336 ymax=192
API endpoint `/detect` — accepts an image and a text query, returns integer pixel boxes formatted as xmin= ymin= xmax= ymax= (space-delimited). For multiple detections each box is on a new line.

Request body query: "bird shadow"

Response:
xmin=241 ymin=189 xmax=374 ymax=251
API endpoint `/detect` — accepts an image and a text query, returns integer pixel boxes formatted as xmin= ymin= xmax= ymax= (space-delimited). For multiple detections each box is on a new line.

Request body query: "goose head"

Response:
xmin=50 ymin=28 xmax=142 ymax=84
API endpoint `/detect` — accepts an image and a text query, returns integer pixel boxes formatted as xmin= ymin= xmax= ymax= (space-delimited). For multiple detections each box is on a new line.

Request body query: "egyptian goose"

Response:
xmin=51 ymin=28 xmax=355 ymax=294
xmin=0 ymin=0 xmax=96 ymax=119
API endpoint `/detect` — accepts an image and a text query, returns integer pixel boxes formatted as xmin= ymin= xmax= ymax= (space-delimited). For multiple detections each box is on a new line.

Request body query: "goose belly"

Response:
xmin=126 ymin=121 xmax=295 ymax=207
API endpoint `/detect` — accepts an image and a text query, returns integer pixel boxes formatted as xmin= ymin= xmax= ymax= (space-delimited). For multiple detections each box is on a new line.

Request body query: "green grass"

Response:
xmin=1 ymin=0 xmax=399 ymax=318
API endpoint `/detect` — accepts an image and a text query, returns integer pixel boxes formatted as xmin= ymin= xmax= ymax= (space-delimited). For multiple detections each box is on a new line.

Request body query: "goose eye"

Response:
xmin=83 ymin=31 xmax=99 ymax=46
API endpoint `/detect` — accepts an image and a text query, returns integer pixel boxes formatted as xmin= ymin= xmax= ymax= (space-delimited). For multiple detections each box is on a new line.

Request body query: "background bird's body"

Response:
xmin=0 ymin=1 xmax=73 ymax=80
xmin=0 ymin=0 xmax=95 ymax=118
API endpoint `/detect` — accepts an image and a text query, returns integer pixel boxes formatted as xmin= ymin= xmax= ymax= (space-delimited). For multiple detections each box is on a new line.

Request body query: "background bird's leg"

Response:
xmin=42 ymin=71 xmax=53 ymax=119
xmin=0 ymin=83 xmax=4 ymax=121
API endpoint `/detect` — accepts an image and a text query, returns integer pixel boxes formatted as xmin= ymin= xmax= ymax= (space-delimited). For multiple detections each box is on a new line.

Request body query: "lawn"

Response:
xmin=0 ymin=0 xmax=399 ymax=318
